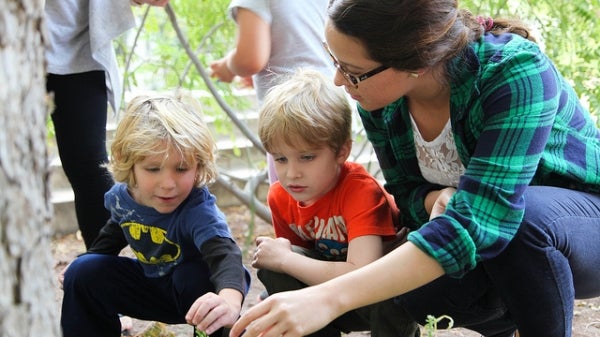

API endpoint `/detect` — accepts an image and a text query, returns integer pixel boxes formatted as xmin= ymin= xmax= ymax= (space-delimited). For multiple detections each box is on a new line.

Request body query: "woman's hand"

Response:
xmin=429 ymin=187 xmax=457 ymax=220
xmin=229 ymin=288 xmax=338 ymax=337
xmin=252 ymin=236 xmax=292 ymax=272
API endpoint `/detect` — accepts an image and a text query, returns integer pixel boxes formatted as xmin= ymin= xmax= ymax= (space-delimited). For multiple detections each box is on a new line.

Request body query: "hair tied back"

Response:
xmin=476 ymin=16 xmax=494 ymax=32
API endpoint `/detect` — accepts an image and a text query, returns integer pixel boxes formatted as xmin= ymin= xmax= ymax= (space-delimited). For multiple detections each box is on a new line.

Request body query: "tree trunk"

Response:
xmin=0 ymin=1 xmax=60 ymax=336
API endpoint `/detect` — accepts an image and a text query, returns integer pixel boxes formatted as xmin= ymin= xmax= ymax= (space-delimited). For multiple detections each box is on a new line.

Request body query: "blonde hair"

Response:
xmin=259 ymin=69 xmax=352 ymax=154
xmin=108 ymin=95 xmax=218 ymax=188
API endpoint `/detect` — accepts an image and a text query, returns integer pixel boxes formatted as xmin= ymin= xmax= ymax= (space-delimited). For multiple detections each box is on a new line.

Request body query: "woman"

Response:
xmin=229 ymin=1 xmax=600 ymax=336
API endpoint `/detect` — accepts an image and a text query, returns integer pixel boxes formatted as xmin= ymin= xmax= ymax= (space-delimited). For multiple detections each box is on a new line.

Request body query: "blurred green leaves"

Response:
xmin=462 ymin=0 xmax=600 ymax=121
xmin=117 ymin=0 xmax=600 ymax=122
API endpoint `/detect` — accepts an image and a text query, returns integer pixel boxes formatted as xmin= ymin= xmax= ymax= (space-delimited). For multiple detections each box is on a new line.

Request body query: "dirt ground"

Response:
xmin=52 ymin=205 xmax=600 ymax=337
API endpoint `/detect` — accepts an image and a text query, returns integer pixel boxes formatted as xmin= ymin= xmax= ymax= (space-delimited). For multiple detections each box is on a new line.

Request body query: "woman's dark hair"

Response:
xmin=328 ymin=0 xmax=535 ymax=71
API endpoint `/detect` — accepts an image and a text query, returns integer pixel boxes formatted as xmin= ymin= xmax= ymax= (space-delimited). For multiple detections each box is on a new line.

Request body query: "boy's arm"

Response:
xmin=87 ymin=220 xmax=128 ymax=255
xmin=254 ymin=235 xmax=384 ymax=286
xmin=200 ymin=236 xmax=248 ymax=297
xmin=184 ymin=237 xmax=247 ymax=334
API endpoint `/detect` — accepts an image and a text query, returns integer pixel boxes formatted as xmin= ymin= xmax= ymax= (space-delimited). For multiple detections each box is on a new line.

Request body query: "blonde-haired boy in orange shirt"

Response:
xmin=252 ymin=68 xmax=417 ymax=337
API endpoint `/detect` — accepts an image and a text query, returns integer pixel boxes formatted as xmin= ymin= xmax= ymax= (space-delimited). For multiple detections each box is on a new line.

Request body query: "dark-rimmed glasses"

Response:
xmin=323 ymin=42 xmax=389 ymax=87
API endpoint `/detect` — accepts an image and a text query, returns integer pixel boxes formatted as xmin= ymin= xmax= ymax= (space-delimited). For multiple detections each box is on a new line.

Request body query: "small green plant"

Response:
xmin=193 ymin=326 xmax=208 ymax=337
xmin=422 ymin=314 xmax=454 ymax=337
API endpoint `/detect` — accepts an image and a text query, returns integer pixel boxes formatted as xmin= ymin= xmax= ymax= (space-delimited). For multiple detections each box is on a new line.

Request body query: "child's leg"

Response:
xmin=257 ymin=246 xmax=369 ymax=337
xmin=256 ymin=267 xmax=305 ymax=295
xmin=169 ymin=259 xmax=215 ymax=316
xmin=61 ymin=254 xmax=193 ymax=337
xmin=61 ymin=254 xmax=149 ymax=337
xmin=257 ymin=268 xmax=345 ymax=337
xmin=172 ymin=259 xmax=239 ymax=337
xmin=256 ymin=245 xmax=319 ymax=296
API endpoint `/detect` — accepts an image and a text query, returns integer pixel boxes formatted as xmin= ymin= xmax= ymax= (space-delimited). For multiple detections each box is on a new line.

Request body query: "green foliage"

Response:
xmin=118 ymin=0 xmax=600 ymax=123
xmin=127 ymin=0 xmax=232 ymax=91
xmin=117 ymin=0 xmax=251 ymax=120
xmin=193 ymin=326 xmax=208 ymax=337
xmin=422 ymin=314 xmax=454 ymax=337
xmin=460 ymin=0 xmax=600 ymax=121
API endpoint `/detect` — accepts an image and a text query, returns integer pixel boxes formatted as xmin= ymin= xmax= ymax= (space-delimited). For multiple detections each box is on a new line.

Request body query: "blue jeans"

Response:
xmin=397 ymin=186 xmax=600 ymax=337
xmin=61 ymin=254 xmax=227 ymax=337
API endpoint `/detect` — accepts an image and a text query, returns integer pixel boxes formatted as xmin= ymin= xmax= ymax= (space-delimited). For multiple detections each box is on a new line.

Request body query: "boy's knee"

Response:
xmin=64 ymin=254 xmax=110 ymax=286
xmin=256 ymin=268 xmax=267 ymax=281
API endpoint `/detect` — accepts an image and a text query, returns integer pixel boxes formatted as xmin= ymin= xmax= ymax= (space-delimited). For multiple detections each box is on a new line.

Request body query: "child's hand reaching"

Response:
xmin=58 ymin=262 xmax=73 ymax=289
xmin=185 ymin=289 xmax=243 ymax=335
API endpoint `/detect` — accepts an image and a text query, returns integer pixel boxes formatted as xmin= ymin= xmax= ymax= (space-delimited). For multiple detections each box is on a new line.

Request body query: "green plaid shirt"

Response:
xmin=358 ymin=33 xmax=600 ymax=277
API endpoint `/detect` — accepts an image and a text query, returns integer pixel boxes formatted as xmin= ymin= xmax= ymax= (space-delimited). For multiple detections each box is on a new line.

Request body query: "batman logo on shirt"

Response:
xmin=121 ymin=222 xmax=181 ymax=264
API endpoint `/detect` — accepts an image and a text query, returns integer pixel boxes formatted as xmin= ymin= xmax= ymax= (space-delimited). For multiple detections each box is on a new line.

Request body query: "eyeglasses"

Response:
xmin=323 ymin=42 xmax=389 ymax=87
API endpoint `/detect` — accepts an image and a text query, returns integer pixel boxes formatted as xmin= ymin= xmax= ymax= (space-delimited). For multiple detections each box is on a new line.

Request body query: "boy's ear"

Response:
xmin=336 ymin=139 xmax=352 ymax=163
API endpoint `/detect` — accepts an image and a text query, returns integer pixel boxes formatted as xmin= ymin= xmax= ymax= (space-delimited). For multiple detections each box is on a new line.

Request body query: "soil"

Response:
xmin=52 ymin=205 xmax=600 ymax=337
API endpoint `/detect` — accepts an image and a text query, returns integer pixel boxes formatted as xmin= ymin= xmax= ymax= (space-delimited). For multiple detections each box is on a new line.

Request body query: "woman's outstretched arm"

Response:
xmin=230 ymin=242 xmax=444 ymax=337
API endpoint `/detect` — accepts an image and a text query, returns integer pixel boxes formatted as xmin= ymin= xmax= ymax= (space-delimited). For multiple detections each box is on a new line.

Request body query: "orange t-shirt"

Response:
xmin=267 ymin=161 xmax=399 ymax=261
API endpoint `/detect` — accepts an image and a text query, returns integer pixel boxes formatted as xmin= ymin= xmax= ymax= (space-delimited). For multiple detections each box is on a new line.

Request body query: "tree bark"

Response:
xmin=0 ymin=1 xmax=60 ymax=336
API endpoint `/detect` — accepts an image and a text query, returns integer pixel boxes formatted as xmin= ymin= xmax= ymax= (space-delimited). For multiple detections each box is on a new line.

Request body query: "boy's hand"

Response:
xmin=58 ymin=261 xmax=73 ymax=289
xmin=252 ymin=236 xmax=292 ymax=272
xmin=186 ymin=290 xmax=242 ymax=335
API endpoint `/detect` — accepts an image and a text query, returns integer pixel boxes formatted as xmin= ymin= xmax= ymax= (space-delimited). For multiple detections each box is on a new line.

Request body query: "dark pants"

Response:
xmin=397 ymin=186 xmax=600 ymax=337
xmin=258 ymin=247 xmax=418 ymax=337
xmin=397 ymin=264 xmax=515 ymax=337
xmin=47 ymin=71 xmax=114 ymax=248
xmin=61 ymin=254 xmax=226 ymax=337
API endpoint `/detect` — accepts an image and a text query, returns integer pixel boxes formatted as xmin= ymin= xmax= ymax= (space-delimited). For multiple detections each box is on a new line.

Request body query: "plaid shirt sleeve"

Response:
xmin=359 ymin=33 xmax=600 ymax=277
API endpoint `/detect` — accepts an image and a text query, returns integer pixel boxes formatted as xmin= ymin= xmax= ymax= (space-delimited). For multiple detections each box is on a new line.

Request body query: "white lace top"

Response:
xmin=410 ymin=115 xmax=465 ymax=187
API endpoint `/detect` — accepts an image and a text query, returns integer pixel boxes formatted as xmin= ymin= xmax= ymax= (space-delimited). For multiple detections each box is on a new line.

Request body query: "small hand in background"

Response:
xmin=57 ymin=262 xmax=72 ymax=289
xmin=209 ymin=57 xmax=236 ymax=83
xmin=429 ymin=187 xmax=457 ymax=220
xmin=237 ymin=76 xmax=254 ymax=88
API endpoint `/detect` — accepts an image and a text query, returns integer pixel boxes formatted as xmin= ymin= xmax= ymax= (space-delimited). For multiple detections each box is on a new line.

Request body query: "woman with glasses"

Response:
xmin=230 ymin=1 xmax=600 ymax=336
